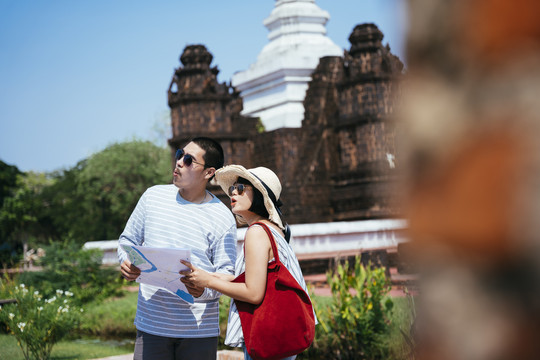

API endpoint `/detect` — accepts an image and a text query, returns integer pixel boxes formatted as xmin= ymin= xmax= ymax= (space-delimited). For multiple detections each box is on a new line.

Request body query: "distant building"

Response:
xmin=86 ymin=13 xmax=407 ymax=276
xmin=83 ymin=240 xmax=119 ymax=266
xmin=165 ymin=2 xmax=406 ymax=273
xmin=85 ymin=219 xmax=407 ymax=270
xmin=168 ymin=19 xmax=403 ymax=223
xmin=232 ymin=0 xmax=342 ymax=130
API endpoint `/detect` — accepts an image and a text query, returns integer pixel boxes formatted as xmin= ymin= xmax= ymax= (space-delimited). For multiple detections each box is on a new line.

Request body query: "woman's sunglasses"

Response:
xmin=228 ymin=184 xmax=250 ymax=196
xmin=175 ymin=149 xmax=209 ymax=168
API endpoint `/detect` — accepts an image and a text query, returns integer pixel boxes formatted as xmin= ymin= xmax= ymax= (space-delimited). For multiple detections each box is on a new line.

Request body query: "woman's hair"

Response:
xmin=237 ymin=176 xmax=291 ymax=242
xmin=237 ymin=177 xmax=269 ymax=219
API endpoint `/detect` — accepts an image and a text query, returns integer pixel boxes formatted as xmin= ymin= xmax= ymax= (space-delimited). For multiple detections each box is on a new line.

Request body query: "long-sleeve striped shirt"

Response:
xmin=224 ymin=224 xmax=315 ymax=347
xmin=117 ymin=184 xmax=237 ymax=338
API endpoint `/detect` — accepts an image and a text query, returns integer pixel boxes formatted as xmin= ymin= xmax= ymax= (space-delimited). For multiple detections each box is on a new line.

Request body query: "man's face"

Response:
xmin=172 ymin=142 xmax=209 ymax=190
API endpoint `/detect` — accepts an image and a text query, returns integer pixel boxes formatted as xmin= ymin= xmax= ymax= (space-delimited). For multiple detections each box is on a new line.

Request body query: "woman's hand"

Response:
xmin=180 ymin=260 xmax=213 ymax=289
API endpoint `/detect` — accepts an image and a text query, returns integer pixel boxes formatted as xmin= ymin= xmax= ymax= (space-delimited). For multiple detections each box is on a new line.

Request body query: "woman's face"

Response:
xmin=229 ymin=182 xmax=254 ymax=216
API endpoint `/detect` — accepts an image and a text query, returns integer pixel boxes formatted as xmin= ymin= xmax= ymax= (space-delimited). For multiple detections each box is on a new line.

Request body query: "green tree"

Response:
xmin=38 ymin=161 xmax=87 ymax=243
xmin=0 ymin=160 xmax=22 ymax=264
xmin=1 ymin=140 xmax=172 ymax=263
xmin=72 ymin=140 xmax=171 ymax=242
xmin=0 ymin=160 xmax=21 ymax=206
xmin=0 ymin=172 xmax=53 ymax=267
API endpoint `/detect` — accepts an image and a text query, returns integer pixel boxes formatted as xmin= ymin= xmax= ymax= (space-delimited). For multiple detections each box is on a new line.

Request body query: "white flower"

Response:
xmin=17 ymin=322 xmax=26 ymax=332
xmin=64 ymin=299 xmax=68 ymax=304
xmin=80 ymin=309 xmax=84 ymax=313
xmin=38 ymin=307 xmax=44 ymax=311
xmin=45 ymin=296 xmax=57 ymax=304
xmin=61 ymin=307 xmax=69 ymax=313
xmin=65 ymin=291 xmax=73 ymax=297
xmin=56 ymin=289 xmax=64 ymax=296
xmin=9 ymin=313 xmax=14 ymax=320
xmin=20 ymin=284 xmax=25 ymax=289
xmin=34 ymin=291 xmax=39 ymax=296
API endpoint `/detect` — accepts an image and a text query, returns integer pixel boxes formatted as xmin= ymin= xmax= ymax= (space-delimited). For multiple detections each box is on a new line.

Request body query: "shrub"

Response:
xmin=18 ymin=239 xmax=124 ymax=305
xmin=0 ymin=281 xmax=83 ymax=360
xmin=218 ymin=295 xmax=231 ymax=349
xmin=302 ymin=257 xmax=394 ymax=359
xmin=79 ymin=290 xmax=137 ymax=338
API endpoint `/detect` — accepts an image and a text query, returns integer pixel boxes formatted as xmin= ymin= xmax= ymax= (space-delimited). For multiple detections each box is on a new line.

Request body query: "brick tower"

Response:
xmin=167 ymin=44 xmax=259 ymax=171
xmin=167 ymin=25 xmax=404 ymax=225
xmin=285 ymin=23 xmax=404 ymax=223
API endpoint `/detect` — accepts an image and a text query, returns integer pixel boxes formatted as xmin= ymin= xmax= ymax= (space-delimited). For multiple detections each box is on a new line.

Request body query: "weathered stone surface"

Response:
xmin=168 ymin=44 xmax=259 ymax=170
xmin=168 ymin=24 xmax=404 ymax=224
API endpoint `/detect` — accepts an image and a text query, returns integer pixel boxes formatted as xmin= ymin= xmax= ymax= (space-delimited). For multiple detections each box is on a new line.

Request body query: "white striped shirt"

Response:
xmin=224 ymin=224 xmax=315 ymax=347
xmin=117 ymin=184 xmax=237 ymax=338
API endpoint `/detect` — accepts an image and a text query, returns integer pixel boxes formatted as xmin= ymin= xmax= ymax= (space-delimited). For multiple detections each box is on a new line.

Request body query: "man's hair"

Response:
xmin=191 ymin=137 xmax=224 ymax=170
xmin=237 ymin=177 xmax=269 ymax=219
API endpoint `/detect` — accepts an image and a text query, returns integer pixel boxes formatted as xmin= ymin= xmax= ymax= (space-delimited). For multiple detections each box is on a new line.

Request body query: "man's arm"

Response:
xmin=192 ymin=224 xmax=237 ymax=300
xmin=117 ymin=192 xmax=147 ymax=281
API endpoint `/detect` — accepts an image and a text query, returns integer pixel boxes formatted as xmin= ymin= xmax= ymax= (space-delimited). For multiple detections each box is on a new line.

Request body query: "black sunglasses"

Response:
xmin=228 ymin=184 xmax=251 ymax=196
xmin=175 ymin=149 xmax=209 ymax=168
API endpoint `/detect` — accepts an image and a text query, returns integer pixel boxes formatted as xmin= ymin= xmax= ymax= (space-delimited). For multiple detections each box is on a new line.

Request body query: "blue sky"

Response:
xmin=0 ymin=0 xmax=408 ymax=173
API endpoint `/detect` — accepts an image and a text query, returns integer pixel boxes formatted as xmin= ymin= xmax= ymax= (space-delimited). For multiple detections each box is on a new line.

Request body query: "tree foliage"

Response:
xmin=0 ymin=160 xmax=21 ymax=206
xmin=18 ymin=239 xmax=124 ymax=305
xmin=0 ymin=160 xmax=23 ymax=264
xmin=46 ymin=140 xmax=172 ymax=243
xmin=0 ymin=140 xmax=173 ymax=265
xmin=0 ymin=170 xmax=53 ymax=266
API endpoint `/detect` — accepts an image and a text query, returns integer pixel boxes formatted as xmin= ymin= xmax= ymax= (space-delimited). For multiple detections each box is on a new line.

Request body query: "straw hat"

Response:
xmin=215 ymin=165 xmax=284 ymax=229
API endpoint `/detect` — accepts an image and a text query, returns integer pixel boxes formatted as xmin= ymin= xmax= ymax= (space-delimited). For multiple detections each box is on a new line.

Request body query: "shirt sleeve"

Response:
xmin=197 ymin=224 xmax=237 ymax=300
xmin=117 ymin=191 xmax=147 ymax=264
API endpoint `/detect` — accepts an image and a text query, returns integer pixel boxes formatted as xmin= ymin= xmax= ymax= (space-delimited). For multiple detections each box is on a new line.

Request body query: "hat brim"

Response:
xmin=215 ymin=165 xmax=284 ymax=229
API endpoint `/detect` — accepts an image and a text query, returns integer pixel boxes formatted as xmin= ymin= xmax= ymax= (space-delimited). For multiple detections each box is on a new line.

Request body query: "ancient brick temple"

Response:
xmin=168 ymin=23 xmax=404 ymax=225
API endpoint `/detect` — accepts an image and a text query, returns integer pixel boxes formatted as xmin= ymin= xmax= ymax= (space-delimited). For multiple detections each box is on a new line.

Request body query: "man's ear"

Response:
xmin=205 ymin=167 xmax=216 ymax=180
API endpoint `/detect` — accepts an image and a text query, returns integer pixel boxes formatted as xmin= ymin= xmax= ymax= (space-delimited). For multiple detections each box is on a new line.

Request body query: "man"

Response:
xmin=118 ymin=137 xmax=237 ymax=360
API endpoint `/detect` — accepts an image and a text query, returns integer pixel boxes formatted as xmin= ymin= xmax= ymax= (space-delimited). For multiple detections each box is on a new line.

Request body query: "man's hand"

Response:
xmin=120 ymin=259 xmax=141 ymax=281
xmin=180 ymin=277 xmax=204 ymax=298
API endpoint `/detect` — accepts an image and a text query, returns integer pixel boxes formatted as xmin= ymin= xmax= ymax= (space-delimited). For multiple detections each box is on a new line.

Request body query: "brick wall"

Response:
xmin=168 ymin=24 xmax=404 ymax=225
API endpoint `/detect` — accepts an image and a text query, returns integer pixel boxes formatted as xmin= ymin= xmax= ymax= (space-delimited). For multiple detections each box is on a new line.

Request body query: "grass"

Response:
xmin=0 ymin=333 xmax=133 ymax=360
xmin=387 ymin=295 xmax=416 ymax=359
xmin=0 ymin=289 xmax=138 ymax=360
xmin=79 ymin=290 xmax=138 ymax=338
xmin=1 ymin=289 xmax=415 ymax=359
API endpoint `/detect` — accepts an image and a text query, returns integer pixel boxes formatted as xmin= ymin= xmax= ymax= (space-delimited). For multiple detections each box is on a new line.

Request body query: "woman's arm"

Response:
xmin=211 ymin=272 xmax=235 ymax=281
xmin=181 ymin=225 xmax=271 ymax=304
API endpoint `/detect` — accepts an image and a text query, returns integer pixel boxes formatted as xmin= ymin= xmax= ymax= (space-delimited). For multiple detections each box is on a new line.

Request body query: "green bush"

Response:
xmin=0 ymin=281 xmax=83 ymax=360
xmin=218 ymin=295 xmax=231 ymax=350
xmin=18 ymin=239 xmax=124 ymax=305
xmin=79 ymin=290 xmax=137 ymax=338
xmin=302 ymin=258 xmax=394 ymax=360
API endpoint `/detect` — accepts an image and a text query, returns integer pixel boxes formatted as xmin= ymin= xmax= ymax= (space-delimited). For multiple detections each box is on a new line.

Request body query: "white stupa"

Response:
xmin=232 ymin=0 xmax=343 ymax=130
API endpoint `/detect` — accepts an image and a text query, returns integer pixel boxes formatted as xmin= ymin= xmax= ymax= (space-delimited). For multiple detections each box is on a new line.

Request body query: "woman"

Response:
xmin=180 ymin=165 xmax=313 ymax=360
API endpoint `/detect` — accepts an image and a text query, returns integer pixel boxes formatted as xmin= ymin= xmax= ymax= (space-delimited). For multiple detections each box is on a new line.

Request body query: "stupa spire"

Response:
xmin=232 ymin=0 xmax=342 ymax=130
